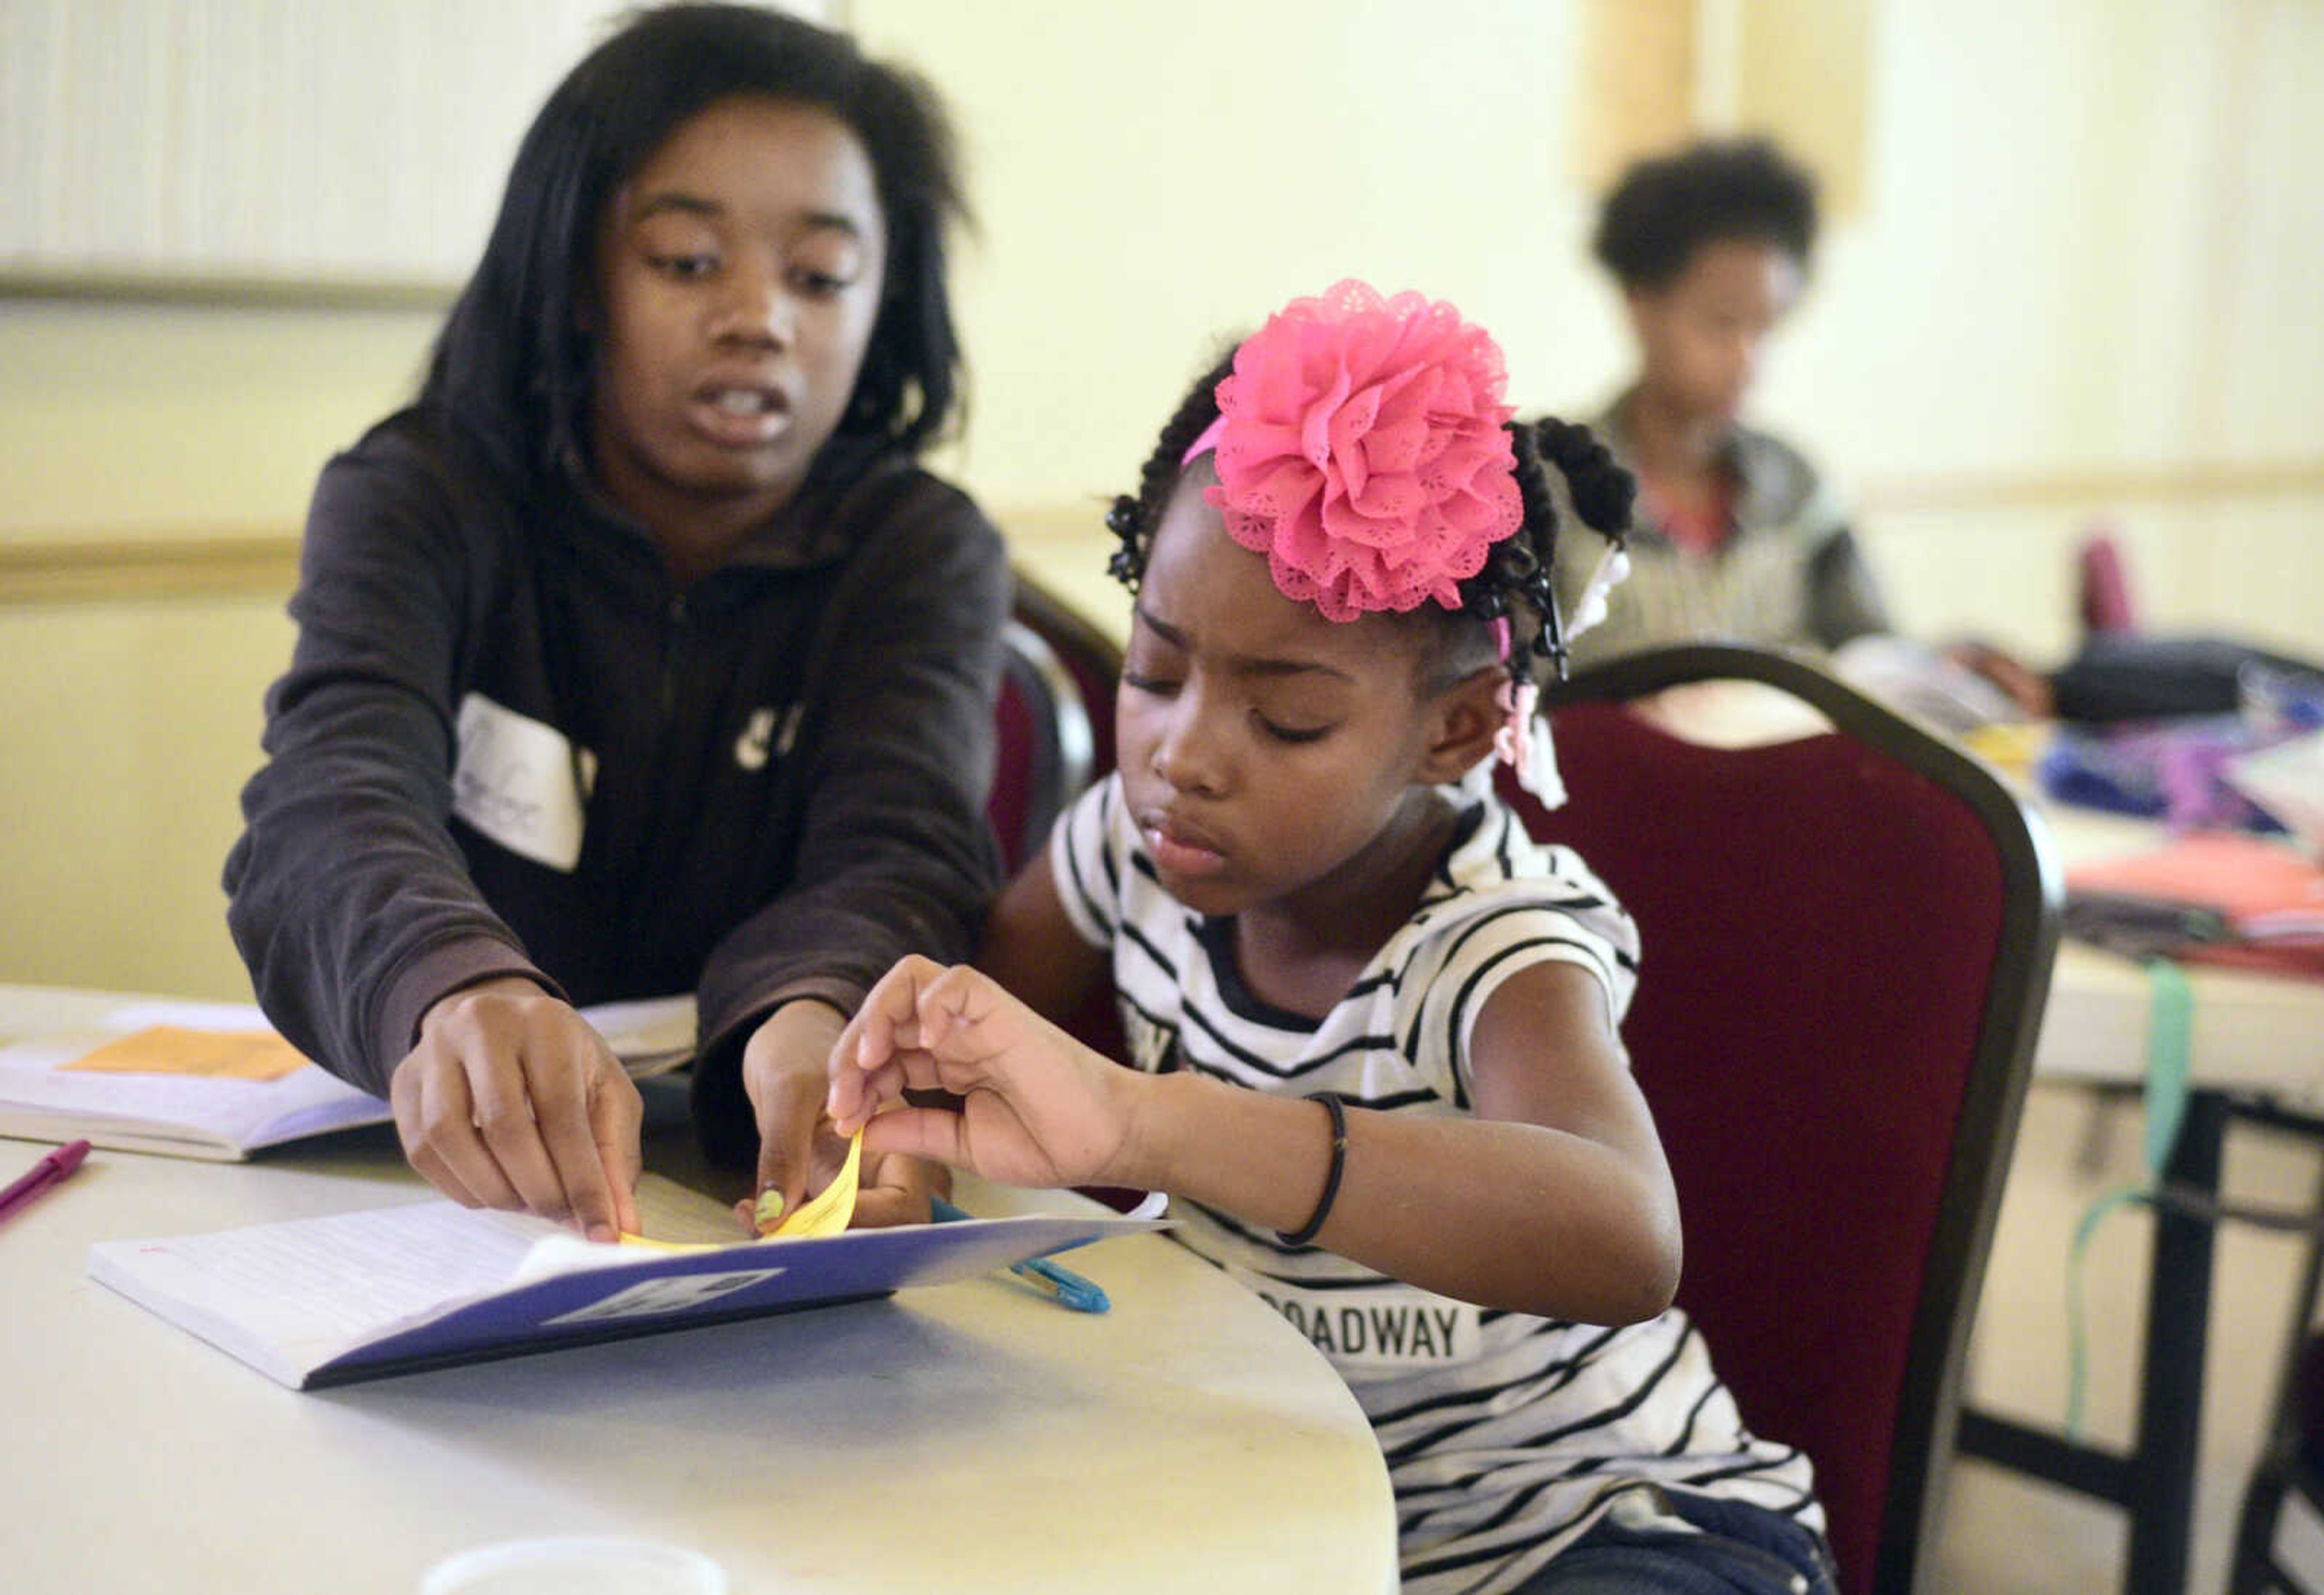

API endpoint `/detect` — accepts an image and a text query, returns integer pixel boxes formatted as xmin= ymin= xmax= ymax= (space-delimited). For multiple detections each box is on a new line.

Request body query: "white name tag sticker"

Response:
xmin=1242 ymin=1274 xmax=1481 ymax=1371
xmin=451 ymin=692 xmax=592 ymax=872
xmin=543 ymin=1266 xmax=788 ymax=1327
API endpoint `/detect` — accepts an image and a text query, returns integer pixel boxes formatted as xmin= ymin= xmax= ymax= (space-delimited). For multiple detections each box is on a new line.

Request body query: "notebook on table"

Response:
xmin=2064 ymin=832 xmax=2324 ymax=979
xmin=0 ymin=995 xmax=700 ymax=1160
xmin=87 ymin=1174 xmax=1164 ymax=1389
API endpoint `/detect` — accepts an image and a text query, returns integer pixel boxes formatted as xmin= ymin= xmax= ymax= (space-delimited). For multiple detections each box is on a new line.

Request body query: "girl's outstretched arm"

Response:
xmin=829 ymin=956 xmax=1680 ymax=1324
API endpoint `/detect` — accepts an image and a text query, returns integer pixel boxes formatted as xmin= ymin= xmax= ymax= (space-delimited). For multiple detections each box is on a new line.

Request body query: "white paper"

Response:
xmin=2228 ymin=729 xmax=2324 ymax=854
xmin=584 ymin=995 xmax=697 ymax=1077
xmin=103 ymin=1000 xmax=273 ymax=1031
xmin=88 ymin=1177 xmax=727 ymax=1374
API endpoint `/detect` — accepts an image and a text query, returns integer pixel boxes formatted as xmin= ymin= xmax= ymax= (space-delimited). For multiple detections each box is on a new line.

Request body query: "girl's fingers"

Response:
xmin=750 ymin=1059 xmax=825 ymax=1231
xmin=827 ymin=1053 xmax=915 ymax=1136
xmin=850 ymin=955 xmax=941 ymax=1071
xmin=843 ymin=960 xmax=1000 ymax=1082
xmin=859 ymin=1104 xmax=966 ymax=1166
xmin=825 ymin=1069 xmax=868 ymax=1132
xmin=421 ymin=1063 xmax=528 ymax=1212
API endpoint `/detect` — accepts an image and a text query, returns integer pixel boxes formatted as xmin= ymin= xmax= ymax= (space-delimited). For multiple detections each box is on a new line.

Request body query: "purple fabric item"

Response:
xmin=2038 ymin=719 xmax=2294 ymax=835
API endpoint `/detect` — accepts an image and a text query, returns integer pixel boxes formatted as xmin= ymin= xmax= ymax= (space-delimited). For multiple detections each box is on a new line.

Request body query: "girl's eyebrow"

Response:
xmin=630 ymin=192 xmax=867 ymax=239
xmin=1135 ymin=607 xmax=1356 ymax=684
xmin=632 ymin=191 xmax=723 ymax=222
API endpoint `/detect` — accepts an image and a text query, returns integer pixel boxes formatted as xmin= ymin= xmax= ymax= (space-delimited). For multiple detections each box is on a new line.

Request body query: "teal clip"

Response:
xmin=930 ymin=1194 xmax=1110 ymax=1314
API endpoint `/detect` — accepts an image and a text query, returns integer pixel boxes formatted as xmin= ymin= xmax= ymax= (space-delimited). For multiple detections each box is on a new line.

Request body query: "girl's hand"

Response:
xmin=739 ymin=999 xmax=934 ymax=1231
xmin=1944 ymin=639 xmax=2055 ymax=718
xmin=390 ymin=978 xmax=643 ymax=1241
xmin=827 ymin=956 xmax=1139 ymax=1191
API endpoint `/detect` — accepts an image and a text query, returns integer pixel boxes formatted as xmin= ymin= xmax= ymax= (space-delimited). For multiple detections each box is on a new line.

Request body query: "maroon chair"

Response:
xmin=1497 ymin=643 xmax=2061 ymax=1595
xmin=1007 ymin=571 xmax=1120 ymax=784
xmin=992 ymin=568 xmax=1131 ymax=1079
xmin=988 ymin=622 xmax=1084 ymax=876
xmin=986 ymin=570 xmax=1121 ymax=875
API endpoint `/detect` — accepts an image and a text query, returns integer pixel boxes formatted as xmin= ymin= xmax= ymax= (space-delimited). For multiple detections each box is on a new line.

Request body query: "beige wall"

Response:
xmin=852 ymin=0 xmax=2324 ymax=662
xmin=0 ymin=302 xmax=440 ymax=998
xmin=0 ymin=303 xmax=441 ymax=537
xmin=3 ymin=0 xmax=2320 ymax=998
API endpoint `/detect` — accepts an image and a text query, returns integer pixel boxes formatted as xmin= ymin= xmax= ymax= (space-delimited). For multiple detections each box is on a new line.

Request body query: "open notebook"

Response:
xmin=87 ymin=1174 xmax=1165 ymax=1389
xmin=0 ymin=995 xmax=697 ymax=1160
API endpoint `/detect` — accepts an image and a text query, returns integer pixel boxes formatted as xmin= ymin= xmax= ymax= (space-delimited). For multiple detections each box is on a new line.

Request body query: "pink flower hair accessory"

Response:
xmin=1185 ymin=280 xmax=1522 ymax=623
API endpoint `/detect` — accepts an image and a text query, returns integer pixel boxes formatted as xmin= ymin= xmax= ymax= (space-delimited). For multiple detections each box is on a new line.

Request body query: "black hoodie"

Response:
xmin=225 ymin=408 xmax=1008 ymax=1157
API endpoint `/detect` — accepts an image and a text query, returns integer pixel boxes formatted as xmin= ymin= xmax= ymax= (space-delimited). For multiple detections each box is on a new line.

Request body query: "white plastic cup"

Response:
xmin=420 ymin=1537 xmax=727 ymax=1595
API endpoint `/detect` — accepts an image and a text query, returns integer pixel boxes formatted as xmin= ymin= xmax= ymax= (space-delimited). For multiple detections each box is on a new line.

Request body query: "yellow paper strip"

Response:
xmin=614 ymin=1130 xmax=865 ymax=1251
xmin=766 ymin=1130 xmax=864 ymax=1239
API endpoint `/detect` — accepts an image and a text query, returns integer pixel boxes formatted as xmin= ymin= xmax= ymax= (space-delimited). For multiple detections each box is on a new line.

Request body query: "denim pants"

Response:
xmin=1512 ymin=1490 xmax=1839 ymax=1595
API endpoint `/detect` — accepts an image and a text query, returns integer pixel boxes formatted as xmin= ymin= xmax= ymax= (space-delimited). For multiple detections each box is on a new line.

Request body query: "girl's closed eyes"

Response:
xmin=1118 ymin=664 xmax=1344 ymax=747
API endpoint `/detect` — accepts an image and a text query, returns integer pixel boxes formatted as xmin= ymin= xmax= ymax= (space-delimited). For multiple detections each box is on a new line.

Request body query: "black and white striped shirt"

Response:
xmin=1052 ymin=774 xmax=1821 ymax=1595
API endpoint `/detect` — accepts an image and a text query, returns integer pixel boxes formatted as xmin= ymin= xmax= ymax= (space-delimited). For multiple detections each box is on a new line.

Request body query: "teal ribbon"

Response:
xmin=2063 ymin=959 xmax=2192 ymax=1438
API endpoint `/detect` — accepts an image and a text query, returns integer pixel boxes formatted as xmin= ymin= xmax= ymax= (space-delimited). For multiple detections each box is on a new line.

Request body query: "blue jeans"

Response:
xmin=1512 ymin=1491 xmax=1838 ymax=1595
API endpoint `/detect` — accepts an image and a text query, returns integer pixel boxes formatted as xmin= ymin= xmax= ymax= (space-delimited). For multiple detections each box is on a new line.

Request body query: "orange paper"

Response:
xmin=2069 ymin=832 xmax=2324 ymax=938
xmin=59 ymin=1026 xmax=310 ymax=1082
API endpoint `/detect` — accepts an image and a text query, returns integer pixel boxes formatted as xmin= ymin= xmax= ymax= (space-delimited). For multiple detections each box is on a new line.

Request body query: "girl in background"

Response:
xmin=1575 ymin=136 xmax=2049 ymax=718
xmin=1573 ymin=137 xmax=1885 ymax=666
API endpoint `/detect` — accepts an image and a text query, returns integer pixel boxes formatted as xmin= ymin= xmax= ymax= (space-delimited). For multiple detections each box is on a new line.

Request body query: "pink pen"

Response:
xmin=0 ymin=1139 xmax=91 ymax=1225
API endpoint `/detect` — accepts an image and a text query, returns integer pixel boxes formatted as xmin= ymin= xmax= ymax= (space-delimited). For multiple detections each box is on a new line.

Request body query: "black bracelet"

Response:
xmin=1278 ymin=1091 xmax=1348 ymax=1248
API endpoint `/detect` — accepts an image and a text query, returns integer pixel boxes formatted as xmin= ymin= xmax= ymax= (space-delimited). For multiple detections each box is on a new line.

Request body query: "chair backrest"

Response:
xmin=1496 ymin=643 xmax=2061 ymax=1595
xmin=989 ymin=620 xmax=1085 ymax=875
xmin=1008 ymin=570 xmax=1121 ymax=779
xmin=986 ymin=572 xmax=1122 ymax=875
xmin=998 ymin=570 xmax=1131 ymax=1067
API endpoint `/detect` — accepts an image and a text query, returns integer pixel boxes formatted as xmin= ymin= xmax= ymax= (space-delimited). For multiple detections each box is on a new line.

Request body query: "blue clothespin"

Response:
xmin=929 ymin=1194 xmax=1109 ymax=1314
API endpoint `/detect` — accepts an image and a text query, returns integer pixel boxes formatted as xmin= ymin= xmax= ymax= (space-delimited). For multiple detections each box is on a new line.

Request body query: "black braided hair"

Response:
xmin=1486 ymin=415 xmax=1636 ymax=683
xmin=1105 ymin=356 xmax=1634 ymax=696
xmin=1105 ymin=350 xmax=1235 ymax=593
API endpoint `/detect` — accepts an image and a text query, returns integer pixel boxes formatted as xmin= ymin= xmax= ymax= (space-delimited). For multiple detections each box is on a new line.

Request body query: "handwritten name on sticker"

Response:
xmin=451 ymin=692 xmax=593 ymax=872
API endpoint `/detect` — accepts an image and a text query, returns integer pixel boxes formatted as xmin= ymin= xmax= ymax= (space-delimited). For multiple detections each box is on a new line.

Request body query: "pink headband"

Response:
xmin=1181 ymin=279 xmax=1521 ymax=623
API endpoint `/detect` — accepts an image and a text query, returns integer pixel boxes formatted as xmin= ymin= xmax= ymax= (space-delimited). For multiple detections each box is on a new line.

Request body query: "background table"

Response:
xmin=1960 ymin=807 xmax=2324 ymax=1595
xmin=0 ymin=988 xmax=1399 ymax=1595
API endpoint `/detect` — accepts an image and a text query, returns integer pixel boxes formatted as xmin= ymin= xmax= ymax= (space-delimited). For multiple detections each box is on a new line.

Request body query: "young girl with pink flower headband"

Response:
xmin=830 ymin=281 xmax=1831 ymax=1595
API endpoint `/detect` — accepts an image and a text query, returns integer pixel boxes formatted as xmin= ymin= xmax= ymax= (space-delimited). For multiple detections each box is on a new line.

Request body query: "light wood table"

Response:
xmin=2032 ymin=807 xmax=2324 ymax=1104
xmin=0 ymin=989 xmax=1397 ymax=1595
